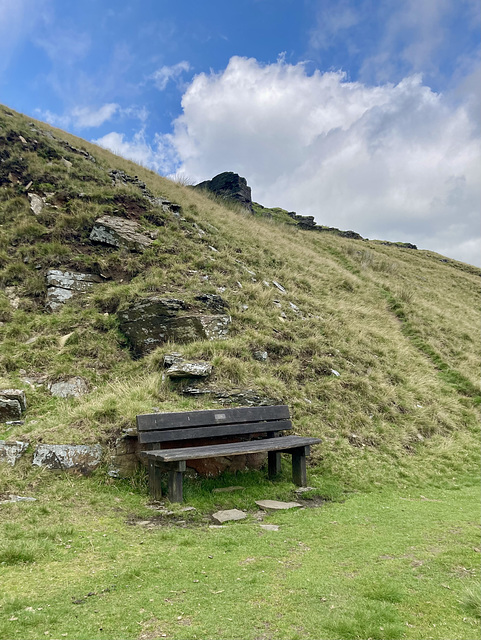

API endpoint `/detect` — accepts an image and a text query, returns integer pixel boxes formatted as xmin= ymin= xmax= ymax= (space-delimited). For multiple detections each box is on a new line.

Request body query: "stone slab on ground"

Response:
xmin=0 ymin=440 xmax=29 ymax=466
xmin=211 ymin=508 xmax=247 ymax=524
xmin=255 ymin=500 xmax=302 ymax=510
xmin=28 ymin=193 xmax=45 ymax=216
xmin=32 ymin=444 xmax=103 ymax=474
xmin=49 ymin=377 xmax=88 ymax=398
xmin=0 ymin=495 xmax=36 ymax=504
xmin=260 ymin=524 xmax=280 ymax=531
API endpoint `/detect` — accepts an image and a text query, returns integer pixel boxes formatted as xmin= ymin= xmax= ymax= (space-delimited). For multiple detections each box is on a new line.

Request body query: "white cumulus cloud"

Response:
xmin=93 ymin=129 xmax=176 ymax=175
xmin=168 ymin=56 xmax=481 ymax=265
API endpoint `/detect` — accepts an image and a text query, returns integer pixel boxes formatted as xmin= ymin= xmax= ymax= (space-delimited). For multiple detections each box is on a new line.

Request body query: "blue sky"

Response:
xmin=1 ymin=0 xmax=480 ymax=265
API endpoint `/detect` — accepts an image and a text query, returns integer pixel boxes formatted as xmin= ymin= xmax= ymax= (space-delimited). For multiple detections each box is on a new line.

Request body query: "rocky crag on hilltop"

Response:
xmin=195 ymin=171 xmax=254 ymax=212
xmin=195 ymin=171 xmax=417 ymax=246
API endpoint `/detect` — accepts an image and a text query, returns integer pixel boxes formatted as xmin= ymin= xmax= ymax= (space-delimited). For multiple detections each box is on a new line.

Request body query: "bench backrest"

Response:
xmin=136 ymin=405 xmax=291 ymax=445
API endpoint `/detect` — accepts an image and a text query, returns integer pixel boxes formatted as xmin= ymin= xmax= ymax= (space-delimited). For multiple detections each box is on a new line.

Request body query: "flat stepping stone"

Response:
xmin=260 ymin=524 xmax=280 ymax=531
xmin=255 ymin=500 xmax=302 ymax=510
xmin=212 ymin=509 xmax=247 ymax=524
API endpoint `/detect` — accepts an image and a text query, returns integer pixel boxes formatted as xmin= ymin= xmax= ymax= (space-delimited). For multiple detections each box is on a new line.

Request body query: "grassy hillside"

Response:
xmin=0 ymin=104 xmax=480 ymax=492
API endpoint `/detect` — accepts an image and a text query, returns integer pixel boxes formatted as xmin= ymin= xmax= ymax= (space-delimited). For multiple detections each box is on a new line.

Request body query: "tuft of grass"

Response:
xmin=459 ymin=585 xmax=481 ymax=620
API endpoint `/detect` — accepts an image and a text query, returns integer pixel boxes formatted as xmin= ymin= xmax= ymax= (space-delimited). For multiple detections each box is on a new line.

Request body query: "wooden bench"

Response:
xmin=136 ymin=405 xmax=320 ymax=502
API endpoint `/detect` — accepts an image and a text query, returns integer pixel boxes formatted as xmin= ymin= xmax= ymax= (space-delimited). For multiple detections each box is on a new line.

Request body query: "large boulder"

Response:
xmin=195 ymin=172 xmax=253 ymax=212
xmin=90 ymin=215 xmax=154 ymax=252
xmin=118 ymin=297 xmax=231 ymax=356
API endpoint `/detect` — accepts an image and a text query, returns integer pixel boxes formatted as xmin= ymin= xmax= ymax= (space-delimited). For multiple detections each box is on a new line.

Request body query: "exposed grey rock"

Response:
xmin=253 ymin=351 xmax=268 ymax=362
xmin=331 ymin=369 xmax=340 ymax=377
xmin=163 ymin=352 xmax=184 ymax=367
xmin=272 ymin=281 xmax=286 ymax=293
xmin=260 ymin=524 xmax=280 ymax=531
xmin=181 ymin=387 xmax=277 ymax=406
xmin=0 ymin=495 xmax=36 ymax=504
xmin=118 ymin=296 xmax=231 ymax=356
xmin=195 ymin=172 xmax=253 ymax=212
xmin=61 ymin=157 xmax=72 ymax=169
xmin=294 ymin=486 xmax=316 ymax=494
xmin=212 ymin=508 xmax=247 ymax=524
xmin=5 ymin=286 xmax=20 ymax=309
xmin=165 ymin=361 xmax=213 ymax=379
xmin=0 ymin=389 xmax=26 ymax=412
xmin=32 ymin=444 xmax=103 ymax=473
xmin=46 ymin=269 xmax=101 ymax=311
xmin=47 ymin=268 xmax=103 ymax=293
xmin=0 ymin=398 xmax=22 ymax=421
xmin=90 ymin=215 xmax=153 ymax=252
xmin=379 ymin=240 xmax=417 ymax=250
xmin=286 ymin=211 xmax=317 ymax=229
xmin=49 ymin=377 xmax=88 ymax=398
xmin=255 ymin=500 xmax=302 ymax=510
xmin=108 ymin=169 xmax=182 ymax=212
xmin=0 ymin=440 xmax=29 ymax=466
xmin=195 ymin=293 xmax=229 ymax=313
xmin=28 ymin=193 xmax=45 ymax=216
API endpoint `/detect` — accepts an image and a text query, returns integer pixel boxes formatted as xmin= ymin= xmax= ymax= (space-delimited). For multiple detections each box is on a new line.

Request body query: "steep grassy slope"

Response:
xmin=1 ymin=104 xmax=479 ymax=491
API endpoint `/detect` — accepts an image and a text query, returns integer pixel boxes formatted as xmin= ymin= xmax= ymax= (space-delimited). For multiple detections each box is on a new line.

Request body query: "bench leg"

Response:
xmin=148 ymin=460 xmax=163 ymax=501
xmin=292 ymin=446 xmax=310 ymax=487
xmin=268 ymin=451 xmax=282 ymax=478
xmin=167 ymin=461 xmax=187 ymax=503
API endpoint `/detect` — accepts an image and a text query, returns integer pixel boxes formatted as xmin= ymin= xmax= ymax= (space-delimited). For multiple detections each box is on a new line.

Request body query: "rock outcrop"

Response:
xmin=32 ymin=444 xmax=103 ymax=474
xmin=90 ymin=215 xmax=154 ymax=252
xmin=0 ymin=389 xmax=26 ymax=421
xmin=118 ymin=297 xmax=231 ymax=356
xmin=195 ymin=172 xmax=253 ymax=212
xmin=48 ymin=377 xmax=89 ymax=398
xmin=46 ymin=269 xmax=102 ymax=311
xmin=109 ymin=169 xmax=182 ymax=213
xmin=0 ymin=440 xmax=29 ymax=466
xmin=28 ymin=193 xmax=46 ymax=216
xmin=165 ymin=361 xmax=213 ymax=379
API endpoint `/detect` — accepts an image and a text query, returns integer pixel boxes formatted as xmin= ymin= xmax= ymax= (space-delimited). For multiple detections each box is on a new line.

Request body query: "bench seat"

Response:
xmin=136 ymin=405 xmax=320 ymax=502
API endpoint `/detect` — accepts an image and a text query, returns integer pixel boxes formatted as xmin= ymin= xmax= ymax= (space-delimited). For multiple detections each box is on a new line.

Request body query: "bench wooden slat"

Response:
xmin=142 ymin=435 xmax=321 ymax=462
xmin=137 ymin=404 xmax=290 ymax=431
xmin=138 ymin=419 xmax=292 ymax=444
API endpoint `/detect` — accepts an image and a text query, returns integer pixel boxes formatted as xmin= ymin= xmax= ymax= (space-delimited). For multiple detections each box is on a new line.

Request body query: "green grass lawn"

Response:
xmin=1 ymin=471 xmax=479 ymax=640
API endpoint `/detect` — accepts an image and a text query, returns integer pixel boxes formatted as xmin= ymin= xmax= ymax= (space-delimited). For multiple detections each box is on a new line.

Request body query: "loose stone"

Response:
xmin=255 ymin=500 xmax=302 ymax=510
xmin=211 ymin=509 xmax=247 ymax=524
